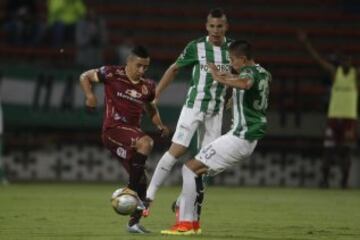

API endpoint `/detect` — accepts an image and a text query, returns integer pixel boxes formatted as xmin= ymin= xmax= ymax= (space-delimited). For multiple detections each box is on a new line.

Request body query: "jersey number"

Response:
xmin=253 ymin=78 xmax=269 ymax=111
xmin=202 ymin=145 xmax=216 ymax=159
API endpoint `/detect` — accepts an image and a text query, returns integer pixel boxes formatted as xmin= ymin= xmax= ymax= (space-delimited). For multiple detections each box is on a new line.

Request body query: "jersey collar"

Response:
xmin=206 ymin=36 xmax=227 ymax=47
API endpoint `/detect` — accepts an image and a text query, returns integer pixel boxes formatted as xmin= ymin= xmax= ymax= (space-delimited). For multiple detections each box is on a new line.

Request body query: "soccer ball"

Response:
xmin=111 ymin=188 xmax=138 ymax=215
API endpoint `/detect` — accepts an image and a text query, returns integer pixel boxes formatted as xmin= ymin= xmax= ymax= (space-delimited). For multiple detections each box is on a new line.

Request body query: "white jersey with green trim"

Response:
xmin=176 ymin=36 xmax=232 ymax=114
xmin=231 ymin=64 xmax=271 ymax=141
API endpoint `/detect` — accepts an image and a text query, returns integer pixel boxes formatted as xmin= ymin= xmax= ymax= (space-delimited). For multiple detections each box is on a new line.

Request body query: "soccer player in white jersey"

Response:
xmin=145 ymin=8 xmax=232 ymax=231
xmin=161 ymin=40 xmax=271 ymax=235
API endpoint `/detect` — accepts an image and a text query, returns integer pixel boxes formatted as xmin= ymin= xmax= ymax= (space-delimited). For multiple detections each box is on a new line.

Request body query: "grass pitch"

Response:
xmin=0 ymin=183 xmax=359 ymax=240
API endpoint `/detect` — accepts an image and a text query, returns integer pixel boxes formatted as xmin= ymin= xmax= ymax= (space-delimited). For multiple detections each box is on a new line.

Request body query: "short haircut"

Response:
xmin=131 ymin=45 xmax=149 ymax=58
xmin=229 ymin=40 xmax=253 ymax=59
xmin=209 ymin=8 xmax=225 ymax=18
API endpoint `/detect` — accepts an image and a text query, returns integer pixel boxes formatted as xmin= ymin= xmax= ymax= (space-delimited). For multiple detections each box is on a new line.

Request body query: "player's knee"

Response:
xmin=136 ymin=135 xmax=154 ymax=153
xmin=185 ymin=159 xmax=208 ymax=176
xmin=169 ymin=143 xmax=188 ymax=158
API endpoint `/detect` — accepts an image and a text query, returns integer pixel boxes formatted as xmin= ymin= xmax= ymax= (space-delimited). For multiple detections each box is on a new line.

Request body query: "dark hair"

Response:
xmin=131 ymin=45 xmax=149 ymax=58
xmin=209 ymin=8 xmax=225 ymax=18
xmin=229 ymin=40 xmax=253 ymax=59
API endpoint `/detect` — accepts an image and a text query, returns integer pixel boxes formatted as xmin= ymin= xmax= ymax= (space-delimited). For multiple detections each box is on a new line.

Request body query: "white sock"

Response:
xmin=179 ymin=165 xmax=197 ymax=222
xmin=146 ymin=151 xmax=177 ymax=200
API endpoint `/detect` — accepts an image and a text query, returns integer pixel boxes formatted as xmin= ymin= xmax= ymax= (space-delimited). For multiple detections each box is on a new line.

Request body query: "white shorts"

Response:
xmin=196 ymin=134 xmax=257 ymax=176
xmin=172 ymin=106 xmax=223 ymax=148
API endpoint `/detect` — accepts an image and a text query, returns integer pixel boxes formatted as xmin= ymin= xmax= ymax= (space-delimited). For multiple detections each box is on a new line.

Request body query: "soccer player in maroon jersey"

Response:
xmin=79 ymin=46 xmax=169 ymax=233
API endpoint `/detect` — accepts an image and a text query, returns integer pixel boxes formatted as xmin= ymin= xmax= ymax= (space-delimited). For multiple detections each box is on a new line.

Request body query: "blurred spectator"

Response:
xmin=47 ymin=0 xmax=86 ymax=47
xmin=298 ymin=30 xmax=359 ymax=189
xmin=3 ymin=0 xmax=44 ymax=45
xmin=32 ymin=74 xmax=53 ymax=111
xmin=117 ymin=31 xmax=135 ymax=65
xmin=75 ymin=9 xmax=107 ymax=68
xmin=60 ymin=75 xmax=75 ymax=111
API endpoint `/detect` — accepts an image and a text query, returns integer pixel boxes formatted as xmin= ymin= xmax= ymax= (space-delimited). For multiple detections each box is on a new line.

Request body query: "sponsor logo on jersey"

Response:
xmin=200 ymin=64 xmax=231 ymax=73
xmin=117 ymin=91 xmax=142 ymax=104
xmin=125 ymin=89 xmax=142 ymax=98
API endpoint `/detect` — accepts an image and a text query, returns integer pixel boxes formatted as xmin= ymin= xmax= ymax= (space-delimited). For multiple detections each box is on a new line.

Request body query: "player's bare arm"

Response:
xmin=144 ymin=102 xmax=169 ymax=137
xmin=155 ymin=63 xmax=180 ymax=103
xmin=297 ymin=30 xmax=336 ymax=76
xmin=208 ymin=63 xmax=253 ymax=89
xmin=79 ymin=69 xmax=99 ymax=108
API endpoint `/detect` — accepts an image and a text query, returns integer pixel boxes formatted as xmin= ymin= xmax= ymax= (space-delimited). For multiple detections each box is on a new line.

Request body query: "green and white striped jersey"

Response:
xmin=231 ymin=64 xmax=271 ymax=140
xmin=176 ymin=36 xmax=232 ymax=114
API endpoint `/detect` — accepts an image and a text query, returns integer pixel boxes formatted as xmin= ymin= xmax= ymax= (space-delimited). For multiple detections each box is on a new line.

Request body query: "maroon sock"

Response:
xmin=128 ymin=152 xmax=147 ymax=195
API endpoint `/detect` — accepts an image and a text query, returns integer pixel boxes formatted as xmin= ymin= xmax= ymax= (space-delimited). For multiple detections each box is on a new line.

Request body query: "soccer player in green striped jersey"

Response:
xmin=161 ymin=40 xmax=271 ymax=235
xmin=146 ymin=8 xmax=231 ymax=231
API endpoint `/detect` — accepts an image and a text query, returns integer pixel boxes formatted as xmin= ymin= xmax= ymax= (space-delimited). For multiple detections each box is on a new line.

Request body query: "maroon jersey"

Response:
xmin=97 ymin=65 xmax=156 ymax=130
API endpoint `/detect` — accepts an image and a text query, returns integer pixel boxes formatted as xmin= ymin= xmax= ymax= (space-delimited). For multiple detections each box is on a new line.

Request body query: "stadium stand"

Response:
xmin=0 ymin=0 xmax=358 ymax=128
xmin=1 ymin=0 xmax=358 ymax=124
xmin=1 ymin=0 xmax=359 ymax=186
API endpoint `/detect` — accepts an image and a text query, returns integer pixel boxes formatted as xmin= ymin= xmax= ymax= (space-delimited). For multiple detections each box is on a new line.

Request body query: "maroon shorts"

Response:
xmin=102 ymin=126 xmax=146 ymax=171
xmin=324 ymin=118 xmax=357 ymax=147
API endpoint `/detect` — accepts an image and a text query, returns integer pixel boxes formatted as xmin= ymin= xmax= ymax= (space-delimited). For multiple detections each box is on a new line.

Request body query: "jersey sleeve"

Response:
xmin=175 ymin=41 xmax=197 ymax=68
xmin=239 ymin=68 xmax=255 ymax=87
xmin=97 ymin=66 xmax=112 ymax=83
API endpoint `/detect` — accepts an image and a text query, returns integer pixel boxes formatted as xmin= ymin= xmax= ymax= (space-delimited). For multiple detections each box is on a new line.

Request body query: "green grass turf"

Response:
xmin=0 ymin=183 xmax=359 ymax=240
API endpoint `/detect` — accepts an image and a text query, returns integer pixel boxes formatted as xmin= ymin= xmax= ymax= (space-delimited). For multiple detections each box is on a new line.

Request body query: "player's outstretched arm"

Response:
xmin=297 ymin=30 xmax=336 ymax=76
xmin=155 ymin=63 xmax=180 ymax=103
xmin=79 ymin=69 xmax=99 ymax=109
xmin=144 ymin=102 xmax=170 ymax=137
xmin=208 ymin=63 xmax=253 ymax=89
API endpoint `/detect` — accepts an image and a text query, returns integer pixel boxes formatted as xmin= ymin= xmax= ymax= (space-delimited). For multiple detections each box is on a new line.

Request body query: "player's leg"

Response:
xmin=162 ymin=134 xmax=257 ymax=235
xmin=146 ymin=106 xmax=202 ymax=201
xmin=339 ymin=120 xmax=356 ymax=189
xmin=102 ymin=127 xmax=152 ymax=233
xmin=127 ymin=135 xmax=153 ymax=232
xmin=321 ymin=147 xmax=334 ymax=188
xmin=192 ymin=112 xmax=223 ymax=230
xmin=161 ymin=160 xmax=208 ymax=235
xmin=169 ymin=122 xmax=206 ymax=228
xmin=321 ymin=119 xmax=337 ymax=188
xmin=129 ymin=135 xmax=153 ymax=199
xmin=146 ymin=143 xmax=187 ymax=201
xmin=339 ymin=145 xmax=351 ymax=188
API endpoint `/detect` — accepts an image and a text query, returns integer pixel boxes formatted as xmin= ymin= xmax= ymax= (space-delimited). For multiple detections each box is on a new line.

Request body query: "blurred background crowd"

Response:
xmin=0 ymin=0 xmax=360 ymax=188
